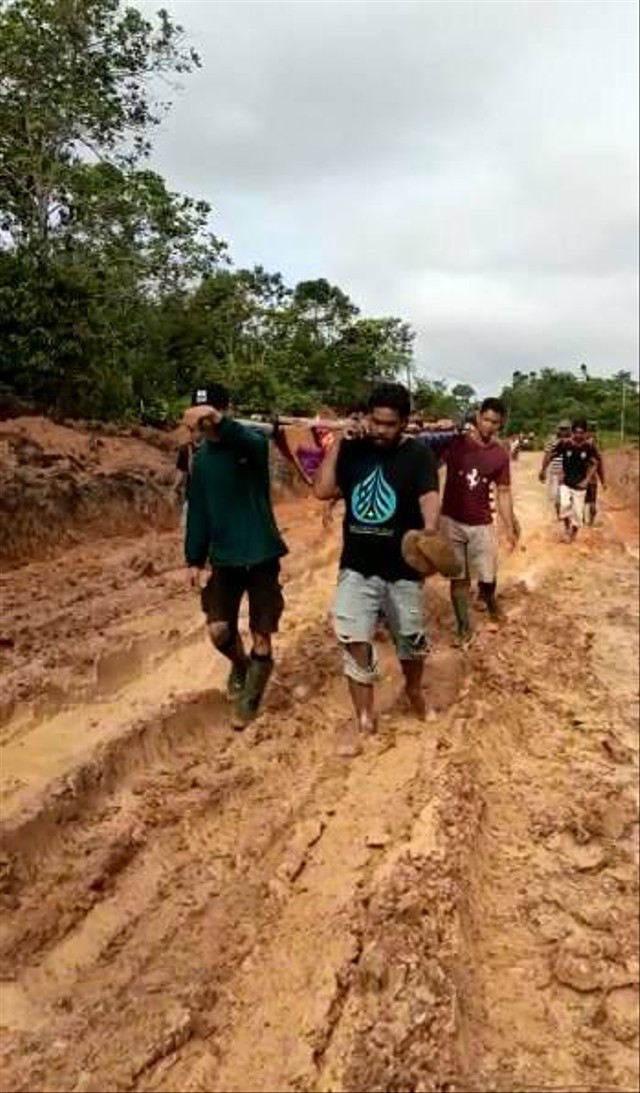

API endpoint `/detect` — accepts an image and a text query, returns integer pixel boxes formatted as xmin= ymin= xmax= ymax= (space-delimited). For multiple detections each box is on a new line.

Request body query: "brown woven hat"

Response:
xmin=401 ymin=530 xmax=461 ymax=579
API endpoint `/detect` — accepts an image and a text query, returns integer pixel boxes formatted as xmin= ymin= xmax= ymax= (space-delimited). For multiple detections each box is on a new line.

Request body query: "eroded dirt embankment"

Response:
xmin=606 ymin=448 xmax=639 ymax=514
xmin=0 ymin=417 xmax=179 ymax=567
xmin=0 ymin=452 xmax=638 ymax=1093
xmin=0 ymin=416 xmax=305 ymax=568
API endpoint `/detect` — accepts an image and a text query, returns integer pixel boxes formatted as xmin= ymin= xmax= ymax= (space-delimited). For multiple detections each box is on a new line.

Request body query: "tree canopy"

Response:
xmin=0 ymin=0 xmax=415 ymax=419
xmin=500 ymin=368 xmax=639 ymax=442
xmin=1 ymin=1 xmax=636 ymax=433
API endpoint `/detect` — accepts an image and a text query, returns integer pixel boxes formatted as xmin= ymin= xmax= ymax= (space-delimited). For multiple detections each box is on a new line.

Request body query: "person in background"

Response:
xmin=407 ymin=411 xmax=425 ymax=436
xmin=314 ymin=383 xmax=440 ymax=737
xmin=584 ymin=429 xmax=607 ymax=526
xmin=184 ymin=384 xmax=288 ymax=730
xmin=436 ymin=398 xmax=519 ymax=644
xmin=541 ymin=420 xmax=572 ymax=518
xmin=539 ymin=418 xmax=598 ymax=541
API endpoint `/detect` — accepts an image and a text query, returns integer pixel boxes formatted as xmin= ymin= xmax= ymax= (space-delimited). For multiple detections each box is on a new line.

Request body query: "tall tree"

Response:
xmin=451 ymin=383 xmax=477 ymax=414
xmin=0 ymin=0 xmax=200 ymax=249
xmin=0 ymin=0 xmax=225 ymax=416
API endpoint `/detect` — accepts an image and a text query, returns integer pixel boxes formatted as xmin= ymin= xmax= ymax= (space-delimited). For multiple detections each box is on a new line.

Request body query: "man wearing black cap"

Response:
xmin=183 ymin=384 xmax=288 ymax=729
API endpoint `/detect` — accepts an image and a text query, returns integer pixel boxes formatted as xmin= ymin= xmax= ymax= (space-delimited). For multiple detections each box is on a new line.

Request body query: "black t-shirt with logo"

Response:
xmin=551 ymin=440 xmax=598 ymax=490
xmin=335 ymin=437 xmax=439 ymax=582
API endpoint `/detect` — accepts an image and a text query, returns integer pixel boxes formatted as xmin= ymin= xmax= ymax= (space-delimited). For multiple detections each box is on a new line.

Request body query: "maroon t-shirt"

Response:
xmin=441 ymin=436 xmax=510 ymax=526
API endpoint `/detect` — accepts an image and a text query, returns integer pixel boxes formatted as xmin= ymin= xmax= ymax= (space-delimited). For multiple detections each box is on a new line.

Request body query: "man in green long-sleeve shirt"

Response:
xmin=183 ymin=384 xmax=287 ymax=729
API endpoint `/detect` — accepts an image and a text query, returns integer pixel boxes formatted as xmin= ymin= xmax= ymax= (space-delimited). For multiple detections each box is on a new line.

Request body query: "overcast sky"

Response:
xmin=142 ymin=0 xmax=639 ymax=392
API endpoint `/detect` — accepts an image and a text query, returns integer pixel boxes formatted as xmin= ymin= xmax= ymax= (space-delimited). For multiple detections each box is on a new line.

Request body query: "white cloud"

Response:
xmin=141 ymin=0 xmax=639 ymax=390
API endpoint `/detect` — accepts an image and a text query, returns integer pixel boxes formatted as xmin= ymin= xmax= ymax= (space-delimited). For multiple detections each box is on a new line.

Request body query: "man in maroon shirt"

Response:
xmin=439 ymin=398 xmax=519 ymax=644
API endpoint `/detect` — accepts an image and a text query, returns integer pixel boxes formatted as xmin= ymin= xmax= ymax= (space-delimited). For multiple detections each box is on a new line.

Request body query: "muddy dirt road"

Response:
xmin=1 ymin=454 xmax=638 ymax=1093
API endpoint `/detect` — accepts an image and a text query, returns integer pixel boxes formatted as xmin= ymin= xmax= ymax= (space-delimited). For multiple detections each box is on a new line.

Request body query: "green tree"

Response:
xmin=0 ymin=0 xmax=200 ymax=249
xmin=451 ymin=383 xmax=477 ymax=414
xmin=412 ymin=378 xmax=457 ymax=420
xmin=0 ymin=0 xmax=224 ymax=416
xmin=0 ymin=0 xmax=421 ymax=421
xmin=500 ymin=367 xmax=639 ymax=442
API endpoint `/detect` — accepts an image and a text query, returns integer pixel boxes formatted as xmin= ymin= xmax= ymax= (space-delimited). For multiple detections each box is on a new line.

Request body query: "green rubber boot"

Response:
xmin=226 ymin=662 xmax=247 ymax=702
xmin=233 ymin=656 xmax=273 ymax=731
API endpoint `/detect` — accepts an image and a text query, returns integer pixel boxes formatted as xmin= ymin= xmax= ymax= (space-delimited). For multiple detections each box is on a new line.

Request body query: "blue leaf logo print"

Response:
xmin=352 ymin=466 xmax=397 ymax=525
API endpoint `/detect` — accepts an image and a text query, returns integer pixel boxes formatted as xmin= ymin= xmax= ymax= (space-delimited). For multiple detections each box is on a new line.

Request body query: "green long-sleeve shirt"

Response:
xmin=185 ymin=418 xmax=288 ymax=568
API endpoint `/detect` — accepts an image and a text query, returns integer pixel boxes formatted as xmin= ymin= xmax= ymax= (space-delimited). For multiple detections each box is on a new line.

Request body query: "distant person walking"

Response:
xmin=584 ymin=430 xmax=607 ymax=526
xmin=539 ymin=418 xmax=598 ymax=541
xmin=184 ymin=384 xmax=288 ymax=729
xmin=541 ymin=420 xmax=572 ymax=517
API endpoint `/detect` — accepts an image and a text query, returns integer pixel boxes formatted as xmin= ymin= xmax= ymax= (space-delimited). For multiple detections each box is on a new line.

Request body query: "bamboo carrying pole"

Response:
xmin=234 ymin=417 xmax=345 ymax=437
xmin=234 ymin=417 xmax=460 ymax=437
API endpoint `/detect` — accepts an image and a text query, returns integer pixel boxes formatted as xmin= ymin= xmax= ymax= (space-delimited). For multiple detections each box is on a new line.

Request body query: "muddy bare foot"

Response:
xmin=336 ymin=710 xmax=380 ymax=755
xmin=405 ymin=686 xmax=427 ymax=719
xmin=334 ymin=728 xmax=364 ymax=758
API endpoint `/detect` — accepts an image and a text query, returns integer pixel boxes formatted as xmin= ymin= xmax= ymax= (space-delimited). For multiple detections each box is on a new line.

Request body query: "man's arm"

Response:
xmin=417 ymin=429 xmax=459 ymax=464
xmin=581 ymin=456 xmax=599 ymax=488
xmin=416 ymin=443 xmax=441 ymax=533
xmin=496 ymin=486 xmax=519 ymax=549
xmin=175 ymin=444 xmax=190 ymax=497
xmin=313 ymin=435 xmax=343 ymax=500
xmin=184 ymin=458 xmax=210 ymax=572
xmin=419 ymin=491 xmax=440 ymax=534
xmin=539 ymin=441 xmax=559 ymax=482
xmin=494 ymin=451 xmax=518 ymax=548
xmin=594 ymin=447 xmax=606 ymax=487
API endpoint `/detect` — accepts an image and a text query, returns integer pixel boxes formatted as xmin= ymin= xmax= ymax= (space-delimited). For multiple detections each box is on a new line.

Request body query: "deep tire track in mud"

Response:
xmin=1 ymin=456 xmax=638 ymax=1093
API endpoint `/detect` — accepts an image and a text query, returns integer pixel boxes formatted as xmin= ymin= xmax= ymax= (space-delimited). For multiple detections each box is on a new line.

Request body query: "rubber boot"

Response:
xmin=226 ymin=662 xmax=247 ymax=702
xmin=233 ymin=655 xmax=273 ymax=730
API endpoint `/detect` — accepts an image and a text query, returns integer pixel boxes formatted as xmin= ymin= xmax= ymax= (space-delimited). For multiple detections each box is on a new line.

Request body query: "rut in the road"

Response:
xmin=1 ymin=460 xmax=638 ymax=1093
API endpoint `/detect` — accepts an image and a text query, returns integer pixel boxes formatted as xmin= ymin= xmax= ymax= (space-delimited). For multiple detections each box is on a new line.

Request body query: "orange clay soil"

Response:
xmin=0 ymin=451 xmax=638 ymax=1093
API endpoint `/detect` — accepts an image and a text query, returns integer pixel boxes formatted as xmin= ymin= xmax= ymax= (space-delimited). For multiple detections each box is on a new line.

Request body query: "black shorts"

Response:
xmin=201 ymin=559 xmax=284 ymax=635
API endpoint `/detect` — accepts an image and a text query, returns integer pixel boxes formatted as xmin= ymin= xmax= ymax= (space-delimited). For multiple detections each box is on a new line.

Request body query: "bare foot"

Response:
xmin=406 ymin=687 xmax=427 ymax=719
xmin=358 ymin=712 xmax=379 ymax=735
xmin=335 ymin=712 xmax=377 ymax=758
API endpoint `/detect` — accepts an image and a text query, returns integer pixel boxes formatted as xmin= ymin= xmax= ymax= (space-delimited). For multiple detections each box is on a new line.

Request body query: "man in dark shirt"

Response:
xmin=437 ymin=398 xmax=519 ymax=645
xmin=584 ymin=430 xmax=607 ymax=526
xmin=539 ymin=417 xmax=598 ymax=541
xmin=184 ymin=384 xmax=288 ymax=729
xmin=314 ymin=383 xmax=440 ymax=738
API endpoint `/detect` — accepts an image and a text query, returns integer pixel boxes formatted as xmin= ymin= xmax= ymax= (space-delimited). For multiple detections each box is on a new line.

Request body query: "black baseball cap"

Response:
xmin=183 ymin=383 xmax=230 ymax=426
xmin=190 ymin=383 xmax=230 ymax=410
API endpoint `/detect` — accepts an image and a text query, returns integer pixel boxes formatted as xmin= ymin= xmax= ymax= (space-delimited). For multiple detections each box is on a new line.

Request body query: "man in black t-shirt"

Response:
xmin=539 ymin=417 xmax=598 ymax=541
xmin=314 ymin=383 xmax=440 ymax=741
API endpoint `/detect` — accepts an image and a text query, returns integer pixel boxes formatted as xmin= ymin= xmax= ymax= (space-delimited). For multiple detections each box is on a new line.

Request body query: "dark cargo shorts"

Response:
xmin=201 ymin=559 xmax=284 ymax=635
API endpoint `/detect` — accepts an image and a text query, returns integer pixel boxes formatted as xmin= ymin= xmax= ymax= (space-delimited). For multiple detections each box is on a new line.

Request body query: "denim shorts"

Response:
xmin=334 ymin=568 xmax=427 ymax=661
